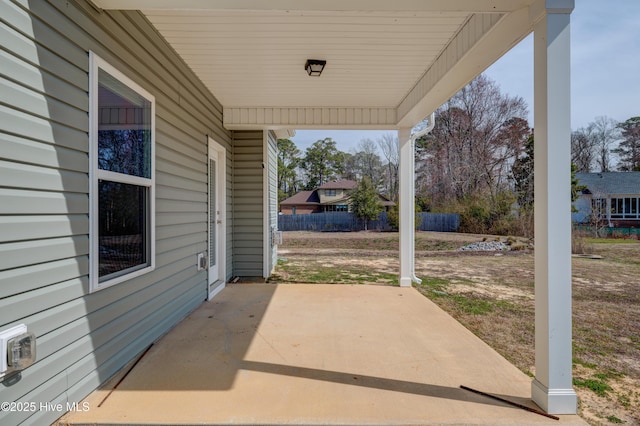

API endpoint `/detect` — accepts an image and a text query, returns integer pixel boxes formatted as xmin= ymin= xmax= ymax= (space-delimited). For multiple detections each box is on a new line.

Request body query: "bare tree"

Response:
xmin=343 ymin=139 xmax=384 ymax=188
xmin=357 ymin=139 xmax=383 ymax=186
xmin=584 ymin=188 xmax=610 ymax=237
xmin=590 ymin=116 xmax=620 ymax=172
xmin=493 ymin=117 xmax=531 ymax=190
xmin=416 ymin=74 xmax=529 ymax=206
xmin=571 ymin=126 xmax=597 ymax=173
xmin=377 ymin=133 xmax=399 ymax=201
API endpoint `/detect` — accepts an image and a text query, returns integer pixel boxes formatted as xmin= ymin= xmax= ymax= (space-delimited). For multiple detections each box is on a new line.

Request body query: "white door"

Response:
xmin=208 ymin=138 xmax=226 ymax=300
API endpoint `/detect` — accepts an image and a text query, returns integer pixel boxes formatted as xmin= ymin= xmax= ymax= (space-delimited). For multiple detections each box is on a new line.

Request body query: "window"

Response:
xmin=610 ymin=198 xmax=622 ymax=218
xmin=324 ymin=189 xmax=337 ymax=197
xmin=324 ymin=204 xmax=348 ymax=212
xmin=90 ymin=52 xmax=155 ymax=291
xmin=609 ymin=197 xmax=640 ymax=219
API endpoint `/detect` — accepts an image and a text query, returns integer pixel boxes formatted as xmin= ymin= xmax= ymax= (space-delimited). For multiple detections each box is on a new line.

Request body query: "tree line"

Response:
xmin=277 ymin=134 xmax=400 ymax=203
xmin=278 ymin=73 xmax=640 ymax=235
xmin=571 ymin=116 xmax=640 ymax=173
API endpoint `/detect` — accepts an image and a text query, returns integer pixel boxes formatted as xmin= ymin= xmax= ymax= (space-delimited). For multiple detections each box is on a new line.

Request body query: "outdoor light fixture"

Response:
xmin=305 ymin=59 xmax=326 ymax=76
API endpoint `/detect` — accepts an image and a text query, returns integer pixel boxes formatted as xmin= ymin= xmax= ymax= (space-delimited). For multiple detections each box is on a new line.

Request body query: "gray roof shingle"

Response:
xmin=576 ymin=172 xmax=640 ymax=195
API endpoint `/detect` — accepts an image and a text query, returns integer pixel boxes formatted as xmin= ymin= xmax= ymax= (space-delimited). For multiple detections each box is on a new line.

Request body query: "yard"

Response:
xmin=271 ymin=231 xmax=640 ymax=425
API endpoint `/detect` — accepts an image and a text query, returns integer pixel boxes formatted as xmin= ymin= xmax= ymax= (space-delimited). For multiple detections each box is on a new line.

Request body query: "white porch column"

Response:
xmin=532 ymin=0 xmax=577 ymax=414
xmin=398 ymin=127 xmax=416 ymax=287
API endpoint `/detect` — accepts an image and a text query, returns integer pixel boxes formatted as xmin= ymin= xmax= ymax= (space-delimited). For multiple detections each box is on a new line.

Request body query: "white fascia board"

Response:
xmin=93 ymin=0 xmax=534 ymax=13
xmin=397 ymin=8 xmax=533 ymax=128
xmin=272 ymin=129 xmax=296 ymax=139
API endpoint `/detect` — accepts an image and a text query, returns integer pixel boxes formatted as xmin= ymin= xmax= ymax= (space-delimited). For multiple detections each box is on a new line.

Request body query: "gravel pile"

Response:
xmin=458 ymin=241 xmax=510 ymax=251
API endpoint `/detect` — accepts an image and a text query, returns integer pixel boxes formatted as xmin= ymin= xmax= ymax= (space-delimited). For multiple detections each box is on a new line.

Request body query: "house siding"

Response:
xmin=232 ymin=130 xmax=264 ymax=277
xmin=0 ymin=1 xmax=233 ymax=425
xmin=280 ymin=205 xmax=320 ymax=215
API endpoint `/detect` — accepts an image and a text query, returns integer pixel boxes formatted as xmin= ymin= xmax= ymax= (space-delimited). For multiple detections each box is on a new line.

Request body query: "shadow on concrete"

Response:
xmin=56 ymin=284 xmax=588 ymax=426
xmin=241 ymin=360 xmax=534 ymax=410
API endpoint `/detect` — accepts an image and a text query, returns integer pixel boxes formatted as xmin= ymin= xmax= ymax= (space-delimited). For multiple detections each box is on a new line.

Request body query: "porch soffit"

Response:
xmin=91 ymin=0 xmax=538 ymax=130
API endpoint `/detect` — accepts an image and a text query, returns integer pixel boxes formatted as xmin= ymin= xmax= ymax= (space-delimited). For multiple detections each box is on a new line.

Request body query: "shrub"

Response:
xmin=572 ymin=230 xmax=593 ymax=254
xmin=446 ymin=192 xmax=520 ymax=235
xmin=386 ymin=205 xmax=425 ymax=232
xmin=430 ymin=190 xmax=539 ymax=237
xmin=386 ymin=206 xmax=399 ymax=231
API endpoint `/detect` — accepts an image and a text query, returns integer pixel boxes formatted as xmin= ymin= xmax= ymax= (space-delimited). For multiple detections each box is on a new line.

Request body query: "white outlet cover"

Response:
xmin=0 ymin=324 xmax=27 ymax=374
xmin=197 ymin=253 xmax=206 ymax=271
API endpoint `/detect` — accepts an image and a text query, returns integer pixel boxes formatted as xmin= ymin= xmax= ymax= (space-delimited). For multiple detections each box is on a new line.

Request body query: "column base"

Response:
xmin=399 ymin=277 xmax=413 ymax=287
xmin=531 ymin=379 xmax=578 ymax=414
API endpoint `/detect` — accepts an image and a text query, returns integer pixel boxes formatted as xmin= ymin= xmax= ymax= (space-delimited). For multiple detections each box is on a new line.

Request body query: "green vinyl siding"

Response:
xmin=0 ymin=0 xmax=235 ymax=424
xmin=232 ymin=130 xmax=264 ymax=277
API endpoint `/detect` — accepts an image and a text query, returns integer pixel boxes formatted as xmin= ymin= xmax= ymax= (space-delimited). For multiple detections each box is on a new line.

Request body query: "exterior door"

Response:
xmin=208 ymin=138 xmax=226 ymax=300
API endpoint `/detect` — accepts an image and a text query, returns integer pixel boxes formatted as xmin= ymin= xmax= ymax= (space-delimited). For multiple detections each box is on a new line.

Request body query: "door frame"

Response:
xmin=208 ymin=136 xmax=226 ymax=300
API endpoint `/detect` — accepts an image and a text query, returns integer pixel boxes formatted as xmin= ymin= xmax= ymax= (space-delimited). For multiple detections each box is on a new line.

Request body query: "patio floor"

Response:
xmin=59 ymin=284 xmax=587 ymax=425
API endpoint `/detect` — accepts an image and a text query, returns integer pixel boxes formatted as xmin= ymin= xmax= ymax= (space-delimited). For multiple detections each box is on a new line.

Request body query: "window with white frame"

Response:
xmin=610 ymin=197 xmax=640 ymax=219
xmin=90 ymin=52 xmax=155 ymax=291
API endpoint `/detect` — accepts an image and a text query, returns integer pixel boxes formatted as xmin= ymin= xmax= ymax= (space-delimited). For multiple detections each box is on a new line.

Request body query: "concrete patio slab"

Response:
xmin=59 ymin=284 xmax=587 ymax=425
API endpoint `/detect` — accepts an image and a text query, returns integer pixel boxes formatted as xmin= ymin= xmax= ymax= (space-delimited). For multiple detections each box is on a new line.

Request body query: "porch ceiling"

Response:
xmin=92 ymin=0 xmax=540 ymax=129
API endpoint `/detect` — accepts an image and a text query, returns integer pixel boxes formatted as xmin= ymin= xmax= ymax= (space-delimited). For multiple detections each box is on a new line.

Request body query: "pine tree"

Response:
xmin=301 ymin=138 xmax=344 ymax=189
xmin=349 ymin=177 xmax=382 ymax=231
xmin=571 ymin=163 xmax=586 ymax=212
xmin=614 ymin=117 xmax=640 ymax=171
xmin=511 ymin=134 xmax=534 ymax=209
xmin=277 ymin=138 xmax=300 ymax=201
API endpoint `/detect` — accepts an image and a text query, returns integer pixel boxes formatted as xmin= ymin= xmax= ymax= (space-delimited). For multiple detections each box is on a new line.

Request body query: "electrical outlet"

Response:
xmin=197 ymin=253 xmax=207 ymax=271
xmin=0 ymin=324 xmax=36 ymax=380
xmin=8 ymin=333 xmax=36 ymax=370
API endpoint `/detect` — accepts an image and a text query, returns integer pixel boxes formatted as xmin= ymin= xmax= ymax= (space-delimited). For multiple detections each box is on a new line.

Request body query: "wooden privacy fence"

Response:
xmin=418 ymin=212 xmax=461 ymax=232
xmin=278 ymin=212 xmax=460 ymax=232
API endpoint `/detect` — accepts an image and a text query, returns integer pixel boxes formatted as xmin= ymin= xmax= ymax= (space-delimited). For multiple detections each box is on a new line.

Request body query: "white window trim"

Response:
xmin=89 ymin=51 xmax=156 ymax=292
xmin=609 ymin=196 xmax=640 ymax=219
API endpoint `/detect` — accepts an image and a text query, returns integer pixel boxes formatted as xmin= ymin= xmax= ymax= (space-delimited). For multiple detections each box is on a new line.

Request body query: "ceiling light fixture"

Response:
xmin=305 ymin=59 xmax=326 ymax=77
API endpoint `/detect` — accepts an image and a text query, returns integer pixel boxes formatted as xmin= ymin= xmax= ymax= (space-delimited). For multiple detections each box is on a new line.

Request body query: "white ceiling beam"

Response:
xmin=397 ymin=7 xmax=533 ymax=127
xmin=91 ymin=0 xmax=534 ymax=13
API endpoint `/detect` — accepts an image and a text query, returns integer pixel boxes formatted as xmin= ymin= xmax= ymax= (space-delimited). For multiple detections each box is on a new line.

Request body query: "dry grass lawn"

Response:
xmin=271 ymin=231 xmax=640 ymax=426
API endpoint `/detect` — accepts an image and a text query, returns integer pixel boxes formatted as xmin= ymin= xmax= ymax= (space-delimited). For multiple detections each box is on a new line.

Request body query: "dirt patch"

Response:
xmin=280 ymin=230 xmax=486 ymax=252
xmin=273 ymin=231 xmax=640 ymax=425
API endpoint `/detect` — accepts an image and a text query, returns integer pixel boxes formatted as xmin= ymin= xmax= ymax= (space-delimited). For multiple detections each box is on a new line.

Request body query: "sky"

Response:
xmin=292 ymin=0 xmax=640 ymax=153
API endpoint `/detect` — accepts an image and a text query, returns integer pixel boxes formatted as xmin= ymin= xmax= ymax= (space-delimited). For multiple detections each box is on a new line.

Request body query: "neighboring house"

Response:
xmin=0 ymin=0 xmax=578 ymax=422
xmin=278 ymin=190 xmax=321 ymax=215
xmin=573 ymin=172 xmax=640 ymax=227
xmin=280 ymin=180 xmax=395 ymax=214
